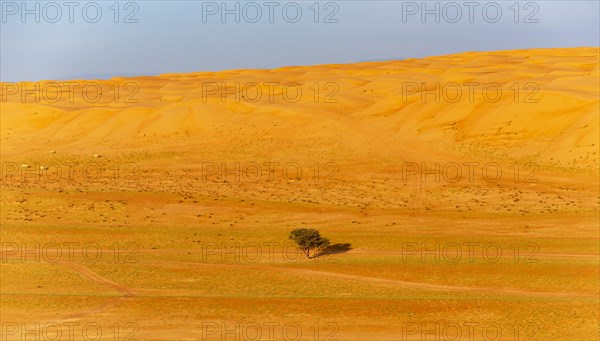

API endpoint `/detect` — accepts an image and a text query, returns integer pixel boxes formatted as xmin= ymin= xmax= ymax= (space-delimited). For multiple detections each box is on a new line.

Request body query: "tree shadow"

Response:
xmin=313 ymin=243 xmax=352 ymax=258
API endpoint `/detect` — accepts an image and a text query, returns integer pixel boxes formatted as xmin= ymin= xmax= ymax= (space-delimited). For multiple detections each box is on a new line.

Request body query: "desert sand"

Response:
xmin=0 ymin=47 xmax=598 ymax=340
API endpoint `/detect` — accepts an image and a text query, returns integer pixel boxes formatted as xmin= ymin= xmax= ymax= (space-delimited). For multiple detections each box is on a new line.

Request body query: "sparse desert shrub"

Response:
xmin=289 ymin=228 xmax=330 ymax=258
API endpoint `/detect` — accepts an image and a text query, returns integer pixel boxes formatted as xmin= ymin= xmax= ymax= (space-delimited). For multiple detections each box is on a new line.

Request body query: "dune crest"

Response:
xmin=1 ymin=47 xmax=598 ymax=172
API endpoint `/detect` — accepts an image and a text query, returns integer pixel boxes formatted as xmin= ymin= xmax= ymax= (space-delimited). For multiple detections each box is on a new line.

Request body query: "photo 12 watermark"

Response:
xmin=198 ymin=321 xmax=339 ymax=341
xmin=201 ymin=1 xmax=340 ymax=24
xmin=399 ymin=162 xmax=539 ymax=184
xmin=1 ymin=1 xmax=141 ymax=23
xmin=193 ymin=162 xmax=339 ymax=184
xmin=1 ymin=81 xmax=140 ymax=104
xmin=400 ymin=1 xmax=540 ymax=24
xmin=401 ymin=320 xmax=539 ymax=341
xmin=0 ymin=321 xmax=139 ymax=341
xmin=197 ymin=241 xmax=343 ymax=264
xmin=1 ymin=161 xmax=140 ymax=185
xmin=201 ymin=82 xmax=339 ymax=104
xmin=400 ymin=241 xmax=539 ymax=264
xmin=1 ymin=242 xmax=139 ymax=264
xmin=399 ymin=82 xmax=539 ymax=104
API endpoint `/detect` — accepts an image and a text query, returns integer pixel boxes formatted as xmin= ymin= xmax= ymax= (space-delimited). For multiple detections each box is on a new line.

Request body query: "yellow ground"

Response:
xmin=1 ymin=47 xmax=599 ymax=340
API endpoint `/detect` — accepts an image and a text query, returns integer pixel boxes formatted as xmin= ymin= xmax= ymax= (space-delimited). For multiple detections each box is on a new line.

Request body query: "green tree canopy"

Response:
xmin=289 ymin=228 xmax=330 ymax=258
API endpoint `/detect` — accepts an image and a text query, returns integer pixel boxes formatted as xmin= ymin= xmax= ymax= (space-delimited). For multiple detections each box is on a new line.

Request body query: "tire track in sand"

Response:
xmin=54 ymin=261 xmax=136 ymax=321
xmin=144 ymin=260 xmax=596 ymax=299
xmin=59 ymin=261 xmax=136 ymax=297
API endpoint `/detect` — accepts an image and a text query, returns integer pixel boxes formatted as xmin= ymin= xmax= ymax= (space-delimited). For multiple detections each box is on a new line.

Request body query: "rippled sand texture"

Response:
xmin=1 ymin=47 xmax=599 ymax=340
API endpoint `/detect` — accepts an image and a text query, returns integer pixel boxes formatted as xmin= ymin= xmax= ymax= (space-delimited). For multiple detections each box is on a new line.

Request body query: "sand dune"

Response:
xmin=1 ymin=47 xmax=598 ymax=172
xmin=1 ymin=48 xmax=599 ymax=340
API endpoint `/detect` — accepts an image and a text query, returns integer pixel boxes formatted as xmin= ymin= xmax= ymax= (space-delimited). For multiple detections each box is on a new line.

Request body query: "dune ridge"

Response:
xmin=1 ymin=47 xmax=598 ymax=173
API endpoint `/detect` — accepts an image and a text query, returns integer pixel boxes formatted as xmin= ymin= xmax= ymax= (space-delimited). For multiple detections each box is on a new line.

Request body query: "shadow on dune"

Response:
xmin=313 ymin=243 xmax=353 ymax=258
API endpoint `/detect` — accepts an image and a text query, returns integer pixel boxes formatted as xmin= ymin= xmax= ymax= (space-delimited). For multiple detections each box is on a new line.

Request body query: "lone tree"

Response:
xmin=289 ymin=228 xmax=330 ymax=258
